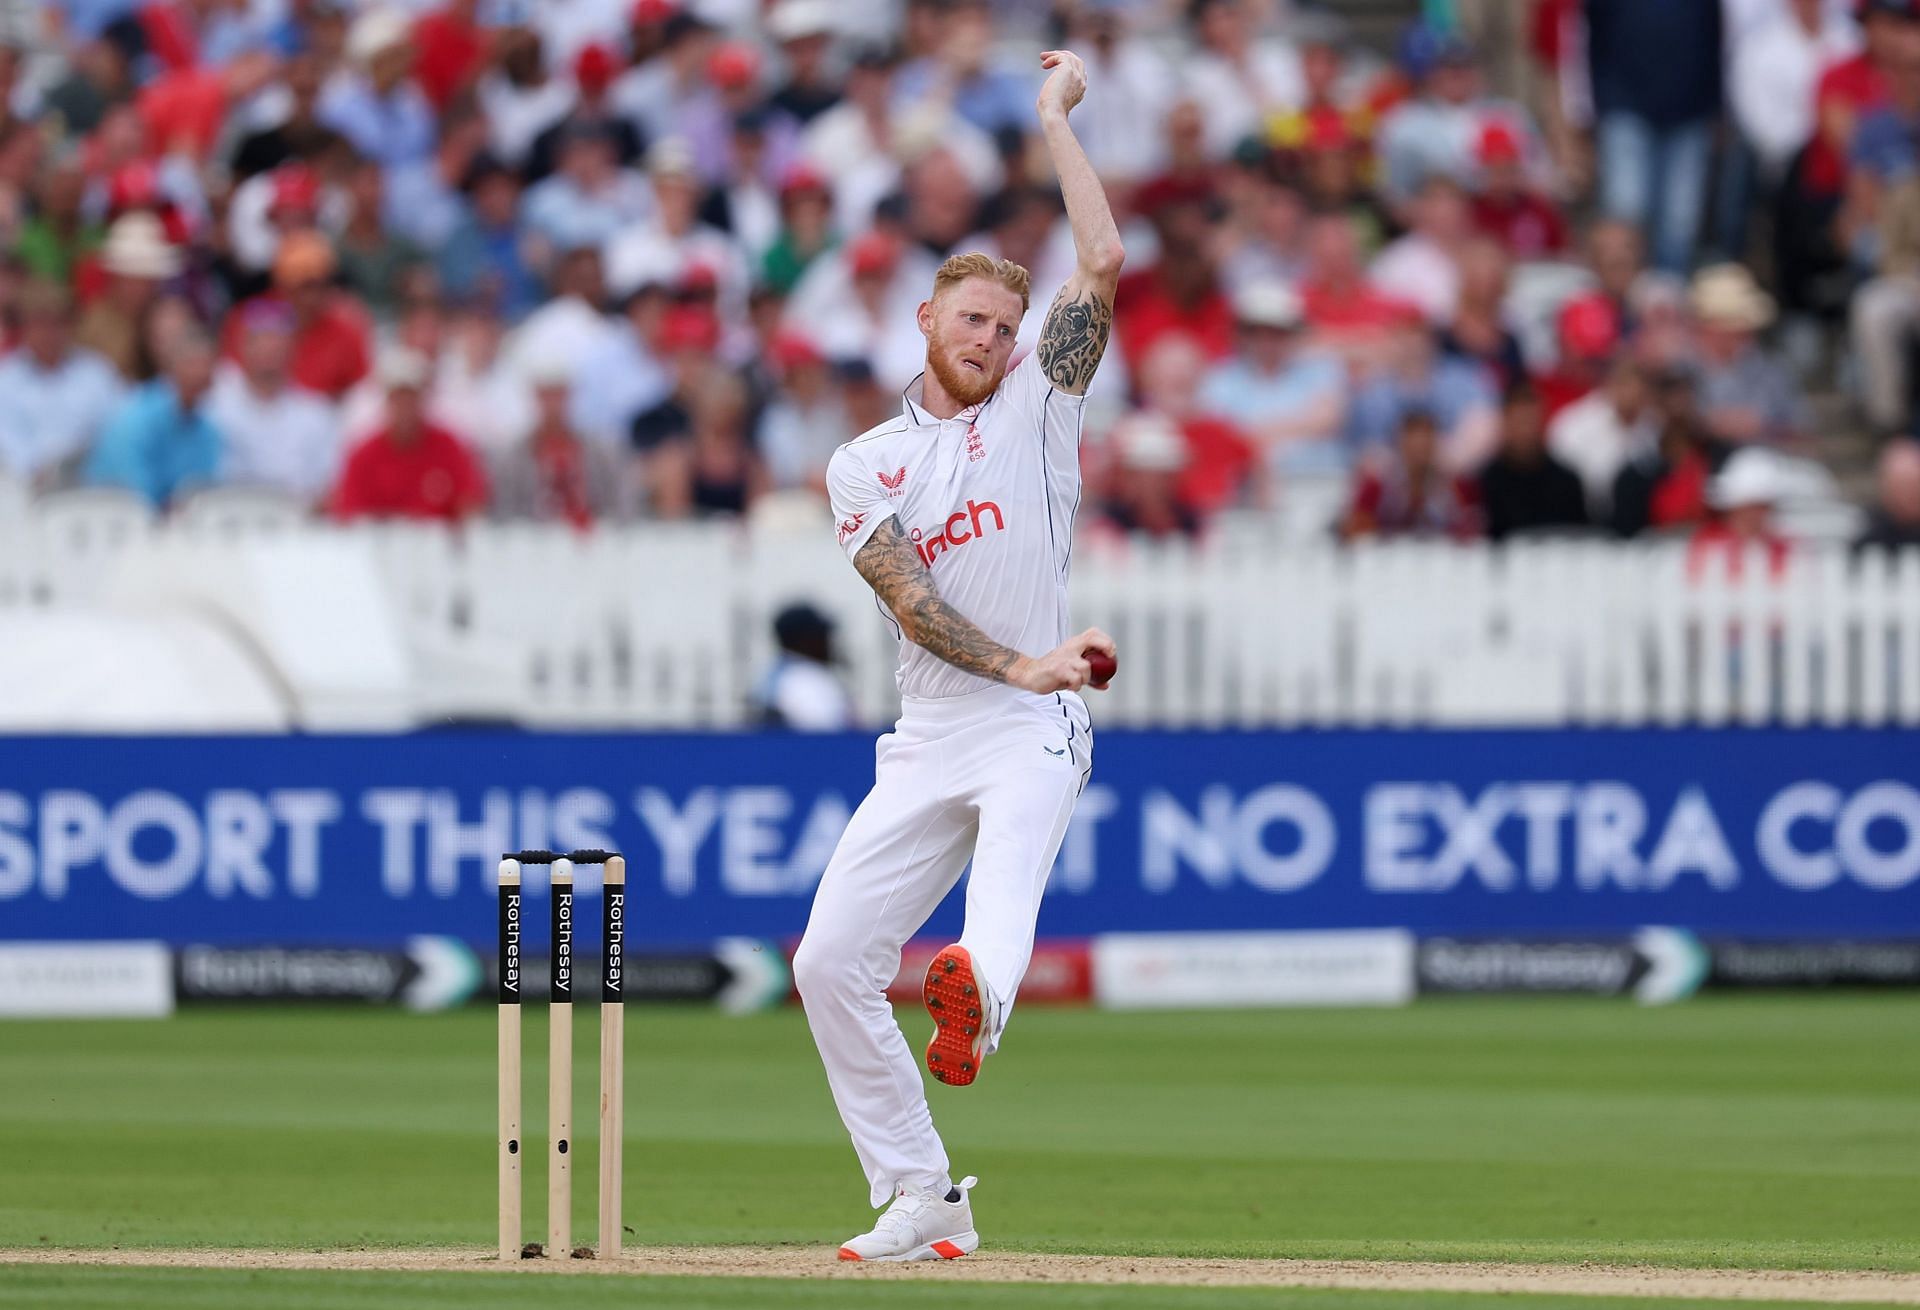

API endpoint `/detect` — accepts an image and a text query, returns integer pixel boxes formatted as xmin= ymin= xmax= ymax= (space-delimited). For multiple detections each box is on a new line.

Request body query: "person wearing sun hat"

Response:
xmin=74 ymin=212 xmax=183 ymax=380
xmin=1688 ymin=263 xmax=1806 ymax=448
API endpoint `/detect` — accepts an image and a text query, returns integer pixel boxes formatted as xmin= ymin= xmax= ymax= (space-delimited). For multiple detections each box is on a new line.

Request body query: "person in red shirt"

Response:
xmin=1806 ymin=0 xmax=1920 ymax=199
xmin=1469 ymin=120 xmax=1568 ymax=258
xmin=1341 ymin=408 xmax=1482 ymax=540
xmin=1299 ymin=212 xmax=1410 ymax=356
xmin=223 ymin=231 xmax=372 ymax=399
xmin=1113 ymin=176 xmax=1235 ymax=370
xmin=332 ymin=350 xmax=487 ymax=521
xmin=1534 ymin=291 xmax=1620 ymax=419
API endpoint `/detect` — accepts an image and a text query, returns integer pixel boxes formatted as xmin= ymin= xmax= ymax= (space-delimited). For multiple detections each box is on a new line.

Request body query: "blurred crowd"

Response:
xmin=1 ymin=0 xmax=1919 ymax=557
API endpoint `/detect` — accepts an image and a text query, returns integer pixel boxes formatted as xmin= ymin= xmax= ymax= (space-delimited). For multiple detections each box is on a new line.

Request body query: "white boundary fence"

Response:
xmin=5 ymin=495 xmax=1920 ymax=729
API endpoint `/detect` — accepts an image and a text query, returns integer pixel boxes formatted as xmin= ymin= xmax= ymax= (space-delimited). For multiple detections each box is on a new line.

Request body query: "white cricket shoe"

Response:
xmin=836 ymin=1176 xmax=980 ymax=1262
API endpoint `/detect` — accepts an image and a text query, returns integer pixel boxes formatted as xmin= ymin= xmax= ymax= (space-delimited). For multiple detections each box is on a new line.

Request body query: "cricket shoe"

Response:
xmin=923 ymin=944 xmax=994 ymax=1086
xmin=837 ymin=1176 xmax=979 ymax=1262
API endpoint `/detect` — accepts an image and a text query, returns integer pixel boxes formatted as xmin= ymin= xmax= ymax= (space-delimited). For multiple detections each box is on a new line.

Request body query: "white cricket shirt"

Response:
xmin=827 ymin=352 xmax=1088 ymax=701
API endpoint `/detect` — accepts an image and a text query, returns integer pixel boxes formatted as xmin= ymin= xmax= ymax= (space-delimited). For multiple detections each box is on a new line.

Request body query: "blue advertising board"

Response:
xmin=1 ymin=730 xmax=1916 ymax=947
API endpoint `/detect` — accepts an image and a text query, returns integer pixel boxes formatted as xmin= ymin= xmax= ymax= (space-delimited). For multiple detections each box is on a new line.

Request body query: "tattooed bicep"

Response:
xmin=852 ymin=516 xmax=933 ymax=613
xmin=1036 ymin=278 xmax=1114 ymax=395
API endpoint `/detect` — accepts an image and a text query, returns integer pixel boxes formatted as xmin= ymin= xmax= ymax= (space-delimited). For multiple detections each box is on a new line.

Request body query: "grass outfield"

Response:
xmin=0 ymin=996 xmax=1915 ymax=1304
xmin=0 ymin=1269 xmax=1911 ymax=1310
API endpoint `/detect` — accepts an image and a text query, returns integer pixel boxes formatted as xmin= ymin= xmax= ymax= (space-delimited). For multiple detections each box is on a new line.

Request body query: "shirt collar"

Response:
xmin=900 ymin=372 xmax=985 ymax=427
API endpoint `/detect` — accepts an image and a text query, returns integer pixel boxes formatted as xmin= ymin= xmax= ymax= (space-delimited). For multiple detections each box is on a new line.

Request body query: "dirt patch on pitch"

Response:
xmin=4 ymin=1246 xmax=1919 ymax=1303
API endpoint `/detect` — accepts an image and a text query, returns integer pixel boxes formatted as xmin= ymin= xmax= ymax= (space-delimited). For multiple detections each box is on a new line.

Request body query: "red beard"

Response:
xmin=925 ymin=331 xmax=1003 ymax=407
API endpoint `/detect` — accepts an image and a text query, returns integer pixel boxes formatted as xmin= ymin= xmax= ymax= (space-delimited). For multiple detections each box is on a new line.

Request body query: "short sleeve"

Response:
xmin=997 ymin=345 xmax=1092 ymax=441
xmin=825 ymin=445 xmax=893 ymax=560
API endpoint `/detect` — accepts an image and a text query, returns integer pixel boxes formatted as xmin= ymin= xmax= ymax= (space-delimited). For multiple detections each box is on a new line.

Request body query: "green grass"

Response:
xmin=6 ymin=1268 xmax=1909 ymax=1310
xmin=0 ymin=996 xmax=1916 ymax=1285
xmin=0 ymin=1268 xmax=1907 ymax=1310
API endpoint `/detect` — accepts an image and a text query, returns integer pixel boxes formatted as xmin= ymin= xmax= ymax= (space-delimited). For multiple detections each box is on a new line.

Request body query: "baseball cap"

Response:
xmin=706 ymin=41 xmax=759 ymax=90
xmin=1557 ymin=291 xmax=1620 ymax=362
xmin=658 ymin=304 xmax=720 ymax=352
xmin=1474 ymin=120 xmax=1523 ymax=166
xmin=848 ymin=231 xmax=901 ymax=277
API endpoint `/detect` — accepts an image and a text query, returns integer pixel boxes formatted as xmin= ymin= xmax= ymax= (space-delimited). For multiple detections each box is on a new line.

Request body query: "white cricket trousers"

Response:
xmin=794 ymin=685 xmax=1092 ymax=1207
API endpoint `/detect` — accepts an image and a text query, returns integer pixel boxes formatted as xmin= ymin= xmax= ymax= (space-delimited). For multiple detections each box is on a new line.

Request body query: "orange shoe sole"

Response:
xmin=923 ymin=944 xmax=985 ymax=1086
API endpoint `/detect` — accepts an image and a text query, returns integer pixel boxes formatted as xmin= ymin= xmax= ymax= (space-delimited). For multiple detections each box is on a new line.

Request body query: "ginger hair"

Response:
xmin=930 ymin=252 xmax=1032 ymax=316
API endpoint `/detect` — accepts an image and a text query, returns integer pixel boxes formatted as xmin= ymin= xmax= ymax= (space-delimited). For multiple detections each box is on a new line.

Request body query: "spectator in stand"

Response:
xmin=411 ymin=0 xmax=489 ymax=116
xmin=334 ymin=157 xmax=424 ymax=318
xmin=571 ymin=275 xmax=672 ymax=447
xmin=477 ymin=26 xmax=574 ymax=173
xmin=1612 ymin=369 xmax=1715 ymax=538
xmin=1732 ymin=0 xmax=1862 ymax=189
xmin=1098 ymin=412 xmax=1202 ymax=540
xmin=614 ymin=10 xmax=719 ymax=149
xmin=506 ymin=244 xmax=616 ymax=395
xmin=759 ymin=332 xmax=849 ymax=492
xmin=1114 ymin=176 xmax=1233 ymax=370
xmin=1468 ymin=119 xmax=1567 ymax=258
xmin=1200 ymin=281 xmax=1349 ymax=479
xmin=1137 ymin=332 xmax=1261 ymax=518
xmin=1375 ymin=25 xmax=1542 ymax=219
xmin=521 ymin=123 xmax=653 ymax=277
xmin=438 ymin=156 xmax=539 ymax=321
xmin=650 ymin=367 xmax=767 ymax=518
xmin=760 ymin=163 xmax=838 ymax=297
xmin=1348 ymin=309 xmax=1499 ymax=472
xmin=1183 ymin=0 xmax=1304 ymax=158
xmin=1439 ymin=238 xmax=1525 ymax=391
xmin=1535 ymin=291 xmax=1621 ymax=419
xmin=754 ymin=602 xmax=858 ymax=731
xmin=0 ymin=281 xmax=125 ymax=492
xmin=1476 ymin=381 xmax=1588 ymax=542
xmin=606 ymin=137 xmax=749 ymax=311
xmin=632 ymin=304 xmax=723 ymax=455
xmin=1691 ymin=446 xmax=1794 ymax=573
xmin=1371 ymin=174 xmax=1472 ymax=325
xmin=894 ymin=0 xmax=1034 ymax=139
xmin=489 ymin=355 xmax=635 ymax=525
xmin=230 ymin=50 xmax=337 ymax=181
xmin=1856 ymin=437 xmax=1920 ymax=546
xmin=384 ymin=104 xmax=494 ymax=252
xmin=767 ymin=1 xmax=844 ymax=126
xmin=205 ymin=298 xmax=341 ymax=505
xmin=1586 ymin=0 xmax=1724 ymax=274
xmin=1690 ymin=264 xmax=1807 ymax=447
xmin=801 ymin=43 xmax=901 ymax=232
xmin=84 ymin=326 xmax=221 ymax=509
xmin=1217 ymin=166 xmax=1310 ymax=292
xmin=1550 ymin=356 xmax=1662 ymax=519
xmin=1849 ymin=107 xmax=1920 ymax=433
xmin=1056 ymin=0 xmax=1179 ymax=191
xmin=702 ymin=108 xmax=785 ymax=266
xmin=318 ymin=9 xmax=435 ymax=171
xmin=1340 ymin=408 xmax=1481 ymax=540
xmin=331 ymin=349 xmax=487 ymax=522
xmin=1806 ymin=0 xmax=1918 ymax=207
xmin=18 ymin=161 xmax=100 ymax=286
xmin=526 ymin=44 xmax=645 ymax=183
xmin=77 ymin=212 xmax=181 ymax=380
xmin=1293 ymin=111 xmax=1390 ymax=256
xmin=434 ymin=304 xmax=536 ymax=458
xmin=224 ymin=230 xmax=372 ymax=400
xmin=1299 ymin=211 xmax=1405 ymax=356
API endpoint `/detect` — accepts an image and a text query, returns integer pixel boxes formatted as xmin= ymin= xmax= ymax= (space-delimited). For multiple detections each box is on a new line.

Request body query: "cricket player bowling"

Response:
xmin=792 ymin=48 xmax=1124 ymax=1263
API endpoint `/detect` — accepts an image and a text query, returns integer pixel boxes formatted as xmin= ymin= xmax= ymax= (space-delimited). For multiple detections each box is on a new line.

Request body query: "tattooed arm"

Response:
xmin=853 ymin=516 xmax=1113 ymax=693
xmin=1035 ymin=49 xmax=1124 ymax=396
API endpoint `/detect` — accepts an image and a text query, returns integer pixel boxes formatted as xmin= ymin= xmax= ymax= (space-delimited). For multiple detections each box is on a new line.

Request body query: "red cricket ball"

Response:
xmin=1085 ymin=647 xmax=1117 ymax=690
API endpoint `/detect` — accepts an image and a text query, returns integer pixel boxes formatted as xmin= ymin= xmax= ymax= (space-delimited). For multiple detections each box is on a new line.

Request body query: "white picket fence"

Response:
xmin=4 ymin=488 xmax=1919 ymax=729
